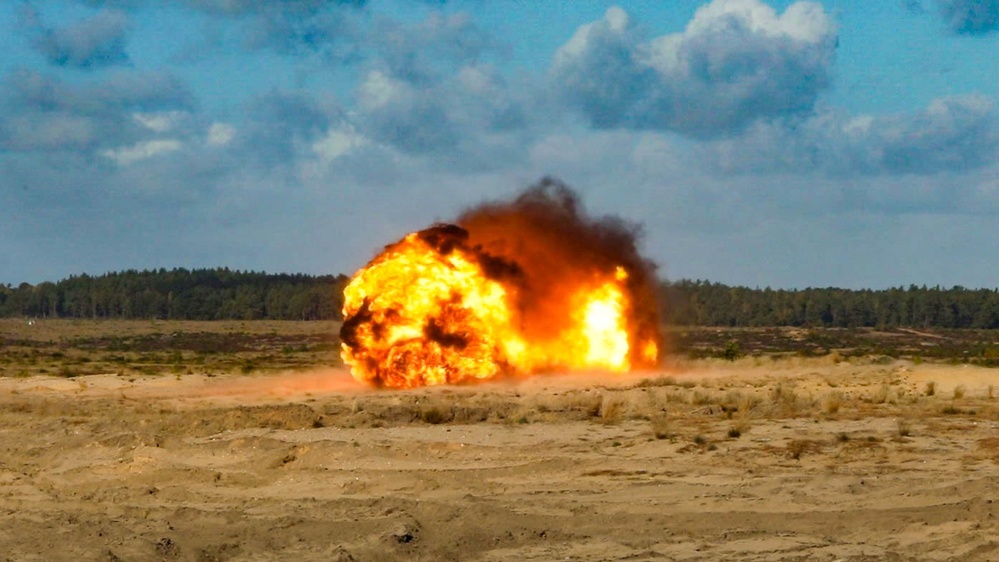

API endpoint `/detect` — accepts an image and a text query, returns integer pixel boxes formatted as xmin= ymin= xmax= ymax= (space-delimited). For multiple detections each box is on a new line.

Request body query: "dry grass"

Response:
xmin=9 ymin=321 xmax=999 ymax=441
xmin=635 ymin=375 xmax=677 ymax=387
xmin=823 ymin=390 xmax=844 ymax=415
xmin=0 ymin=319 xmax=341 ymax=378
xmin=722 ymin=390 xmax=759 ymax=414
xmin=768 ymin=383 xmax=813 ymax=417
xmin=598 ymin=394 xmax=627 ymax=424
xmin=786 ymin=439 xmax=825 ymax=460
xmin=868 ymin=384 xmax=891 ymax=405
xmin=649 ymin=413 xmax=674 ymax=440
xmin=691 ymin=390 xmax=713 ymax=406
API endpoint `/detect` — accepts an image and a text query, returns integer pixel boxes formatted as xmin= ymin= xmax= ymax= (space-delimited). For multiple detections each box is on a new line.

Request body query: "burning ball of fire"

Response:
xmin=340 ymin=179 xmax=662 ymax=388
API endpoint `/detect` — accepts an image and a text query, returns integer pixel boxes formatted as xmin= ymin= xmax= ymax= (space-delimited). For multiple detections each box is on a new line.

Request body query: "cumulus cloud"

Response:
xmin=179 ymin=0 xmax=366 ymax=15
xmin=311 ymin=127 xmax=367 ymax=162
xmin=350 ymin=13 xmax=530 ymax=165
xmin=877 ymin=95 xmax=998 ymax=173
xmin=177 ymin=0 xmax=368 ymax=59
xmin=368 ymin=12 xmax=496 ymax=85
xmin=206 ymin=122 xmax=236 ymax=146
xmin=356 ymin=69 xmax=458 ymax=154
xmin=551 ymin=0 xmax=838 ymax=137
xmin=68 ymin=0 xmax=369 ymax=61
xmin=20 ymin=6 xmax=132 ymax=69
xmin=704 ymin=94 xmax=999 ymax=176
xmin=938 ymin=0 xmax=999 ymax=34
xmin=222 ymin=90 xmax=355 ymax=172
xmin=0 ymin=69 xmax=193 ymax=153
xmin=102 ymin=139 xmax=183 ymax=165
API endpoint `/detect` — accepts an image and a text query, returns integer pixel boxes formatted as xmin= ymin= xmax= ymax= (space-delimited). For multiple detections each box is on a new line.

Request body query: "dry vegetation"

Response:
xmin=0 ymin=318 xmax=340 ymax=378
xmin=3 ymin=319 xmax=999 ymax=560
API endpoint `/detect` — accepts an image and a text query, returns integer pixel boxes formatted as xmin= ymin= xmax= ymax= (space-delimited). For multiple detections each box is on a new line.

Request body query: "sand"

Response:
xmin=2 ymin=360 xmax=999 ymax=561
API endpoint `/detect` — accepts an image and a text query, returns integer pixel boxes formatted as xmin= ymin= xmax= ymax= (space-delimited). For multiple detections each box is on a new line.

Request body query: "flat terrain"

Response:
xmin=3 ymin=320 xmax=999 ymax=561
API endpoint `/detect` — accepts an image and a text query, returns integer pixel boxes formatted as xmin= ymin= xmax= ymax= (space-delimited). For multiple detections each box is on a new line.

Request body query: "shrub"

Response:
xmin=869 ymin=384 xmax=890 ymax=404
xmin=649 ymin=413 xmax=673 ymax=440
xmin=635 ymin=376 xmax=677 ymax=388
xmin=691 ymin=390 xmax=713 ymax=406
xmin=823 ymin=391 xmax=844 ymax=414
xmin=786 ymin=439 xmax=823 ymax=460
xmin=721 ymin=340 xmax=742 ymax=361
xmin=598 ymin=395 xmax=625 ymax=424
xmin=420 ymin=407 xmax=450 ymax=424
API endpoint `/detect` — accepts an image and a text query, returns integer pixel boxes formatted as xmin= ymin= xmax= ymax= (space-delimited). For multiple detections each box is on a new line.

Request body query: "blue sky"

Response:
xmin=1 ymin=0 xmax=997 ymax=289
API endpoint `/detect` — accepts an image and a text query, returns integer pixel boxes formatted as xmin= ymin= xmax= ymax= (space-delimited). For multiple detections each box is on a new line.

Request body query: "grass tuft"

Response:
xmin=823 ymin=391 xmax=844 ymax=414
xmin=649 ymin=413 xmax=673 ymax=440
xmin=598 ymin=395 xmax=625 ymax=424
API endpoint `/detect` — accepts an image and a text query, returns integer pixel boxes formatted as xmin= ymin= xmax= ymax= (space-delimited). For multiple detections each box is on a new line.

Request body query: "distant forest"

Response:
xmin=2 ymin=268 xmax=999 ymax=329
xmin=0 ymin=269 xmax=348 ymax=321
xmin=664 ymin=280 xmax=999 ymax=329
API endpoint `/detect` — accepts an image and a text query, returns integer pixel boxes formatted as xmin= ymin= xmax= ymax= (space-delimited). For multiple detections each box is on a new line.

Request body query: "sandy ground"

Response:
xmin=3 ymin=360 xmax=999 ymax=561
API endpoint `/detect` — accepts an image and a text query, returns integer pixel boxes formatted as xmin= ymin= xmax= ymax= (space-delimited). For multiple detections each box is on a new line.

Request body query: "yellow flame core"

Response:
xmin=580 ymin=282 xmax=630 ymax=371
xmin=341 ymin=232 xmax=657 ymax=387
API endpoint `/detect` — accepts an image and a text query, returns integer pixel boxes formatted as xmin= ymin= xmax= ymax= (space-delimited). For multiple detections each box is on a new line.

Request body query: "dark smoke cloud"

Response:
xmin=456 ymin=177 xmax=661 ymax=360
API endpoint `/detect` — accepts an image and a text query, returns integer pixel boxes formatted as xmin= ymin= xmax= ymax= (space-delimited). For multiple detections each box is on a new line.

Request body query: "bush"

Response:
xmin=649 ymin=413 xmax=673 ymax=440
xmin=420 ymin=407 xmax=450 ymax=424
xmin=721 ymin=340 xmax=742 ymax=361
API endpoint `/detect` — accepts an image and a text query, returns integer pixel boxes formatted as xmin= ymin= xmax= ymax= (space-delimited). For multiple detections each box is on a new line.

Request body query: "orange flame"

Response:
xmin=339 ymin=181 xmax=661 ymax=388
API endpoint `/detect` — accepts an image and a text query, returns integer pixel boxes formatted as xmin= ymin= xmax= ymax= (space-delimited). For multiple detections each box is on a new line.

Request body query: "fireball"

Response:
xmin=339 ymin=180 xmax=662 ymax=388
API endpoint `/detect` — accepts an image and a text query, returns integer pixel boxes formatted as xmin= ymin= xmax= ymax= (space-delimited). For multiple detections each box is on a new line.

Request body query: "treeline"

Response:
xmin=0 ymin=268 xmax=349 ymax=321
xmin=3 ymin=270 xmax=999 ymax=328
xmin=664 ymin=280 xmax=999 ymax=329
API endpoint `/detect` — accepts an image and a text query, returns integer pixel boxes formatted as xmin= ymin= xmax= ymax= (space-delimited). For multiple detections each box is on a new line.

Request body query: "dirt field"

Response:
xmin=3 ymin=351 xmax=999 ymax=561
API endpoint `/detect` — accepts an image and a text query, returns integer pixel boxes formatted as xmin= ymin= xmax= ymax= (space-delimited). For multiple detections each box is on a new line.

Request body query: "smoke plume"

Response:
xmin=455 ymin=177 xmax=661 ymax=355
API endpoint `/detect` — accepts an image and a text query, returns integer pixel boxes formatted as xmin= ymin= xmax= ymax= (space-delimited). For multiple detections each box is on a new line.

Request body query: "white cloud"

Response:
xmin=685 ymin=0 xmax=832 ymax=42
xmin=311 ymin=127 xmax=368 ymax=161
xmin=551 ymin=0 xmax=838 ymax=137
xmin=133 ymin=111 xmax=186 ymax=133
xmin=703 ymin=94 xmax=999 ymax=177
xmin=102 ymin=139 xmax=183 ymax=165
xmin=22 ymin=7 xmax=132 ymax=70
xmin=358 ymin=70 xmax=405 ymax=110
xmin=206 ymin=122 xmax=236 ymax=146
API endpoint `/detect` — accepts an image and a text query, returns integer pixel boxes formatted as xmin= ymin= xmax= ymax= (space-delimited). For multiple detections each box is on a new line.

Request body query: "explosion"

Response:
xmin=340 ymin=179 xmax=662 ymax=388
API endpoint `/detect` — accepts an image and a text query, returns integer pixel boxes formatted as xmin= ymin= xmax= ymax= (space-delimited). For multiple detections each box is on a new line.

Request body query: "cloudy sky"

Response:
xmin=1 ymin=0 xmax=997 ymax=289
